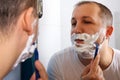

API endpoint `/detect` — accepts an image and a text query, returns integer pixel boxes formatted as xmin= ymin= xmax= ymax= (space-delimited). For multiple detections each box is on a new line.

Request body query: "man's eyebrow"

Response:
xmin=82 ymin=16 xmax=92 ymax=19
xmin=71 ymin=16 xmax=94 ymax=20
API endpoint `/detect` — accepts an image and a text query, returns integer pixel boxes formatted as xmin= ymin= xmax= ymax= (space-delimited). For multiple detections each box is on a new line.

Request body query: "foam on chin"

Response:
xmin=71 ymin=32 xmax=99 ymax=59
xmin=71 ymin=28 xmax=106 ymax=59
xmin=13 ymin=34 xmax=35 ymax=69
xmin=74 ymin=43 xmax=95 ymax=59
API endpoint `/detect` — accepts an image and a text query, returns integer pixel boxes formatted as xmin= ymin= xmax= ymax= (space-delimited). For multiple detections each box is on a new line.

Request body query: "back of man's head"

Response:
xmin=0 ymin=0 xmax=37 ymax=36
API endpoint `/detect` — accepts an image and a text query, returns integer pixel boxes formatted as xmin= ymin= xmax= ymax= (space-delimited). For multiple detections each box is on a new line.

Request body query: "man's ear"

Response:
xmin=106 ymin=26 xmax=113 ymax=38
xmin=21 ymin=7 xmax=35 ymax=35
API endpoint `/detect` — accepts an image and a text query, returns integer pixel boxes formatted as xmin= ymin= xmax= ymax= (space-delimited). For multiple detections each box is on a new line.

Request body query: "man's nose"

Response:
xmin=72 ymin=25 xmax=83 ymax=34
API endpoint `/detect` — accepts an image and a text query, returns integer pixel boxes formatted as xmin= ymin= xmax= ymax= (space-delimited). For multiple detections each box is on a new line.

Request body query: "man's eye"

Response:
xmin=84 ymin=20 xmax=92 ymax=24
xmin=71 ymin=22 xmax=76 ymax=28
xmin=72 ymin=22 xmax=76 ymax=26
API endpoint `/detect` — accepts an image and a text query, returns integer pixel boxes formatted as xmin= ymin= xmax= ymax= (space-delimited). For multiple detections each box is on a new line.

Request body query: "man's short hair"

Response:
xmin=0 ymin=0 xmax=37 ymax=35
xmin=75 ymin=1 xmax=113 ymax=27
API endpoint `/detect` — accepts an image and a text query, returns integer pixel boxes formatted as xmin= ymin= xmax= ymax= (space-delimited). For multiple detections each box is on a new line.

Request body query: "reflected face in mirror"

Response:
xmin=71 ymin=3 xmax=106 ymax=44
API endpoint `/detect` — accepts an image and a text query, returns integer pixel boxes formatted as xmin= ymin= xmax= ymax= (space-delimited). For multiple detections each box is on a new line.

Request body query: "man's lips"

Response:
xmin=75 ymin=39 xmax=84 ymax=44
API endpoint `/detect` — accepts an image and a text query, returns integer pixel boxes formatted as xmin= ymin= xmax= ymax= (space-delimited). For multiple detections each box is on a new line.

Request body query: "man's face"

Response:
xmin=71 ymin=3 xmax=106 ymax=45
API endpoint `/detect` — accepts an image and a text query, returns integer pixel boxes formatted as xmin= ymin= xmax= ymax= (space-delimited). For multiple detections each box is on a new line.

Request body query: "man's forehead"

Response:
xmin=72 ymin=3 xmax=101 ymax=20
xmin=76 ymin=3 xmax=100 ymax=9
xmin=71 ymin=16 xmax=94 ymax=21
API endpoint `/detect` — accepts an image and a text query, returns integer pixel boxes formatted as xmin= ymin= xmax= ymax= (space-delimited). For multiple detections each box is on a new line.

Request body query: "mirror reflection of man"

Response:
xmin=0 ymin=0 xmax=48 ymax=80
xmin=47 ymin=1 xmax=120 ymax=80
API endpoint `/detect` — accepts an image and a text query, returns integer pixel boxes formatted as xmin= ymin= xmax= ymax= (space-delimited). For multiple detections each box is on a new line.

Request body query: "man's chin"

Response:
xmin=76 ymin=51 xmax=94 ymax=59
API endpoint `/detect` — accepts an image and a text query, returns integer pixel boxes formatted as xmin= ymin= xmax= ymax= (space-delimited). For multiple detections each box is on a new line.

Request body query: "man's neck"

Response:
xmin=78 ymin=46 xmax=114 ymax=70
xmin=0 ymin=38 xmax=19 ymax=79
xmin=99 ymin=47 xmax=114 ymax=70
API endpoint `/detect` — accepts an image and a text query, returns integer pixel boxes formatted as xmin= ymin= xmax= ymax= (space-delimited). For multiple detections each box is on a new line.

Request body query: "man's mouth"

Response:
xmin=75 ymin=39 xmax=84 ymax=44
